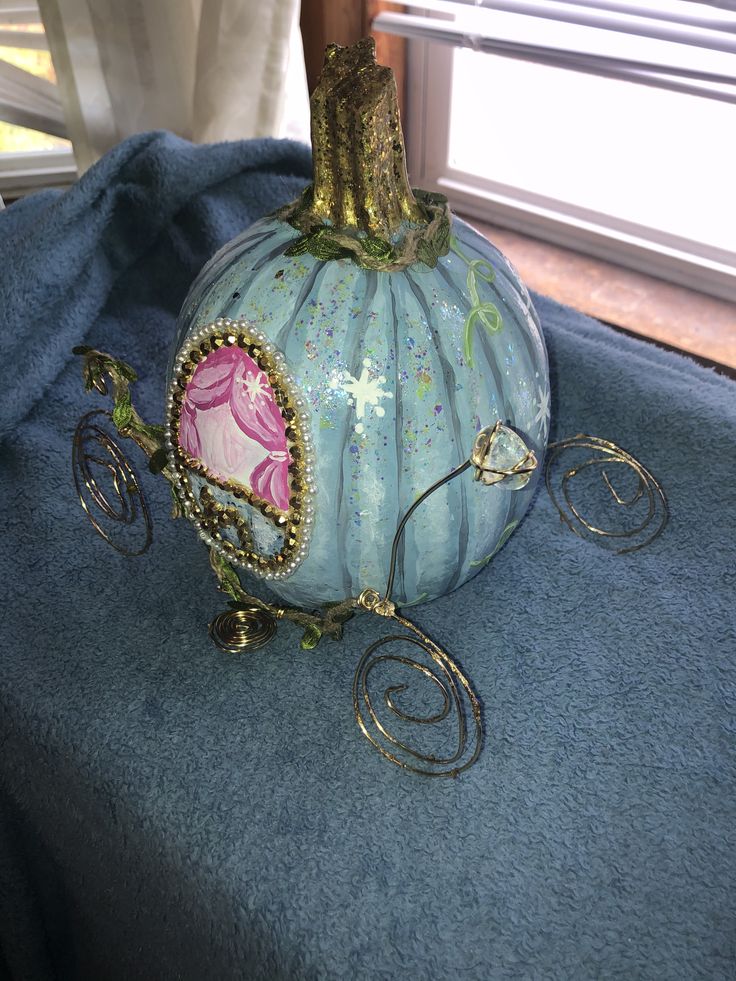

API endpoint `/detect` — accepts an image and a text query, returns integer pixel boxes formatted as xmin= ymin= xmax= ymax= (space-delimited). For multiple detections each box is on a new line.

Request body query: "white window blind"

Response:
xmin=375 ymin=1 xmax=736 ymax=101
xmin=379 ymin=0 xmax=736 ymax=302
xmin=0 ymin=0 xmax=76 ymax=197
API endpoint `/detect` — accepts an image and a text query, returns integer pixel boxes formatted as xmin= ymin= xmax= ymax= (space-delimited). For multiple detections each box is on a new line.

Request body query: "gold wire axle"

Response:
xmin=354 ymin=454 xmax=487 ymax=777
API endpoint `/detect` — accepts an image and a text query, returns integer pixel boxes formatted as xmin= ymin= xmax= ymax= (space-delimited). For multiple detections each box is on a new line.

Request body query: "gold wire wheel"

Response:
xmin=72 ymin=409 xmax=153 ymax=556
xmin=545 ymin=433 xmax=668 ymax=554
xmin=353 ymin=612 xmax=483 ymax=778
xmin=208 ymin=607 xmax=277 ymax=653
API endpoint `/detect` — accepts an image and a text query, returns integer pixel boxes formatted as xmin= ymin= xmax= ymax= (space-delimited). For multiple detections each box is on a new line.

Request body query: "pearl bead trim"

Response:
xmin=165 ymin=317 xmax=315 ymax=580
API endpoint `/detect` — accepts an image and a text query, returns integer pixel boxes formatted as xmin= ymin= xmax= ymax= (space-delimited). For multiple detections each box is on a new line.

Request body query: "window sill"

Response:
xmin=470 ymin=217 xmax=736 ymax=373
xmin=0 ymin=149 xmax=77 ymax=201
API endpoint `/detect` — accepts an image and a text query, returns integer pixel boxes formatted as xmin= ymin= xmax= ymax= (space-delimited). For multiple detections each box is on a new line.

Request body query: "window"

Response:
xmin=0 ymin=0 xmax=76 ymax=200
xmin=377 ymin=1 xmax=736 ymax=302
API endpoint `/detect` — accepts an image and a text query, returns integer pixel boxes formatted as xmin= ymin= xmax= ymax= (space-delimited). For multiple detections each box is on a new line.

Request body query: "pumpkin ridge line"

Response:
xmin=439 ymin=259 xmax=514 ymax=432
xmin=437 ymin=255 xmax=521 ymax=579
xmin=250 ymin=233 xmax=295 ymax=275
xmin=456 ymin=232 xmax=544 ymax=434
xmin=389 ymin=275 xmax=407 ymax=603
xmin=210 ymin=226 xmax=281 ymax=291
xmin=453 ymin=228 xmax=534 ymax=345
xmin=184 ymin=229 xmax=284 ymax=334
xmin=275 ymin=261 xmax=326 ymax=355
xmin=215 ymin=234 xmax=291 ymax=320
xmin=435 ymin=258 xmax=523 ymax=547
xmin=337 ymin=270 xmax=379 ymax=596
xmin=404 ymin=268 xmax=470 ymax=595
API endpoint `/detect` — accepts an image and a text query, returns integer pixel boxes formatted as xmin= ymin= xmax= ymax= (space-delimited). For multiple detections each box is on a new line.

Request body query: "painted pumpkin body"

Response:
xmin=165 ymin=38 xmax=549 ymax=610
xmin=167 ymin=213 xmax=549 ymax=608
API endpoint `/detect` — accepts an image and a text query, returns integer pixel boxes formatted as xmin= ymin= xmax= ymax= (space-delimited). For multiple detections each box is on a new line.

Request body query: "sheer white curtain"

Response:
xmin=38 ymin=0 xmax=310 ymax=172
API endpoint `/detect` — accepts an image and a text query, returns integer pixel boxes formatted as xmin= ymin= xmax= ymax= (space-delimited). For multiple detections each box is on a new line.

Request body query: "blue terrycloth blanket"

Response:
xmin=1 ymin=132 xmax=734 ymax=980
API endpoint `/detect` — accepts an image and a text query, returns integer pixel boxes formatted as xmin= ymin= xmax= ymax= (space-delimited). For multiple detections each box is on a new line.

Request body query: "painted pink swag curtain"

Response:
xmin=179 ymin=346 xmax=290 ymax=511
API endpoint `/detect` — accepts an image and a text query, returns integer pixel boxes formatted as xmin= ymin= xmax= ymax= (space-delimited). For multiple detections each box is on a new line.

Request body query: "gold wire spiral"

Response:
xmin=72 ymin=410 xmax=153 ymax=556
xmin=545 ymin=434 xmax=668 ymax=554
xmin=354 ymin=594 xmax=482 ymax=777
xmin=209 ymin=607 xmax=278 ymax=653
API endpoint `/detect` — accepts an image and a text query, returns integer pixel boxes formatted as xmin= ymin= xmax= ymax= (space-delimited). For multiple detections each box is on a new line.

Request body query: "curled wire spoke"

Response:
xmin=545 ymin=434 xmax=668 ymax=554
xmin=353 ymin=613 xmax=483 ymax=778
xmin=209 ymin=606 xmax=277 ymax=653
xmin=72 ymin=410 xmax=153 ymax=556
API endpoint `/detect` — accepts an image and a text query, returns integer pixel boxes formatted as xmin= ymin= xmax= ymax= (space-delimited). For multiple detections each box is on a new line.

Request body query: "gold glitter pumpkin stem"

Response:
xmin=306 ymin=37 xmax=422 ymax=236
xmin=276 ymin=39 xmax=451 ymax=271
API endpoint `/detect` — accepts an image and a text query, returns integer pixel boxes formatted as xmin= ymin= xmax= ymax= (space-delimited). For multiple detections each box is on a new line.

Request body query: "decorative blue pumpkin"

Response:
xmin=165 ymin=40 xmax=549 ymax=610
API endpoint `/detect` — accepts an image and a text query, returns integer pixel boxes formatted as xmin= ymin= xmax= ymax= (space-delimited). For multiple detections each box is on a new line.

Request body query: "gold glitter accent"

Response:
xmin=309 ymin=37 xmax=422 ymax=234
xmin=198 ymin=487 xmax=255 ymax=553
xmin=177 ymin=448 xmax=290 ymax=525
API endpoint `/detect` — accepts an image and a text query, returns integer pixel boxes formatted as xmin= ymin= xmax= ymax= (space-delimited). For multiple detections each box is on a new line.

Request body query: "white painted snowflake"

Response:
xmin=241 ymin=370 xmax=269 ymax=403
xmin=330 ymin=358 xmax=393 ymax=430
xmin=533 ymin=384 xmax=550 ymax=437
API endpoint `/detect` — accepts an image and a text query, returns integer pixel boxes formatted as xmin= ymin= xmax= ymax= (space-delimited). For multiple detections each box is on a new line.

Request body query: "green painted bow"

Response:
xmin=452 ymin=238 xmax=504 ymax=367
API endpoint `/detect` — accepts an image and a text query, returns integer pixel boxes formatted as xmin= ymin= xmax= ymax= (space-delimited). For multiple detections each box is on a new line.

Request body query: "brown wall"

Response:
xmin=300 ymin=1 xmax=406 ymax=116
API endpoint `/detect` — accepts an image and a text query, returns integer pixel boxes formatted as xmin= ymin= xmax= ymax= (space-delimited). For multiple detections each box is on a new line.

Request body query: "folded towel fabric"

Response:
xmin=0 ymin=132 xmax=734 ymax=981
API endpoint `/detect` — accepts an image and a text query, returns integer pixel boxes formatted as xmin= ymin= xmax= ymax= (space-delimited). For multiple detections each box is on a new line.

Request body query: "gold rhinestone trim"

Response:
xmin=165 ymin=318 xmax=315 ymax=581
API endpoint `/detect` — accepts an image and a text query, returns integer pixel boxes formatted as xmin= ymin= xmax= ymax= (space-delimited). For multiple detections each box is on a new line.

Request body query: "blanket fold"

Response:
xmin=0 ymin=131 xmax=312 ymax=441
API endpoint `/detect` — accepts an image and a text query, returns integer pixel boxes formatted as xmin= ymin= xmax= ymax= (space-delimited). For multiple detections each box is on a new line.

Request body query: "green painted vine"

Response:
xmin=452 ymin=238 xmax=504 ymax=368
